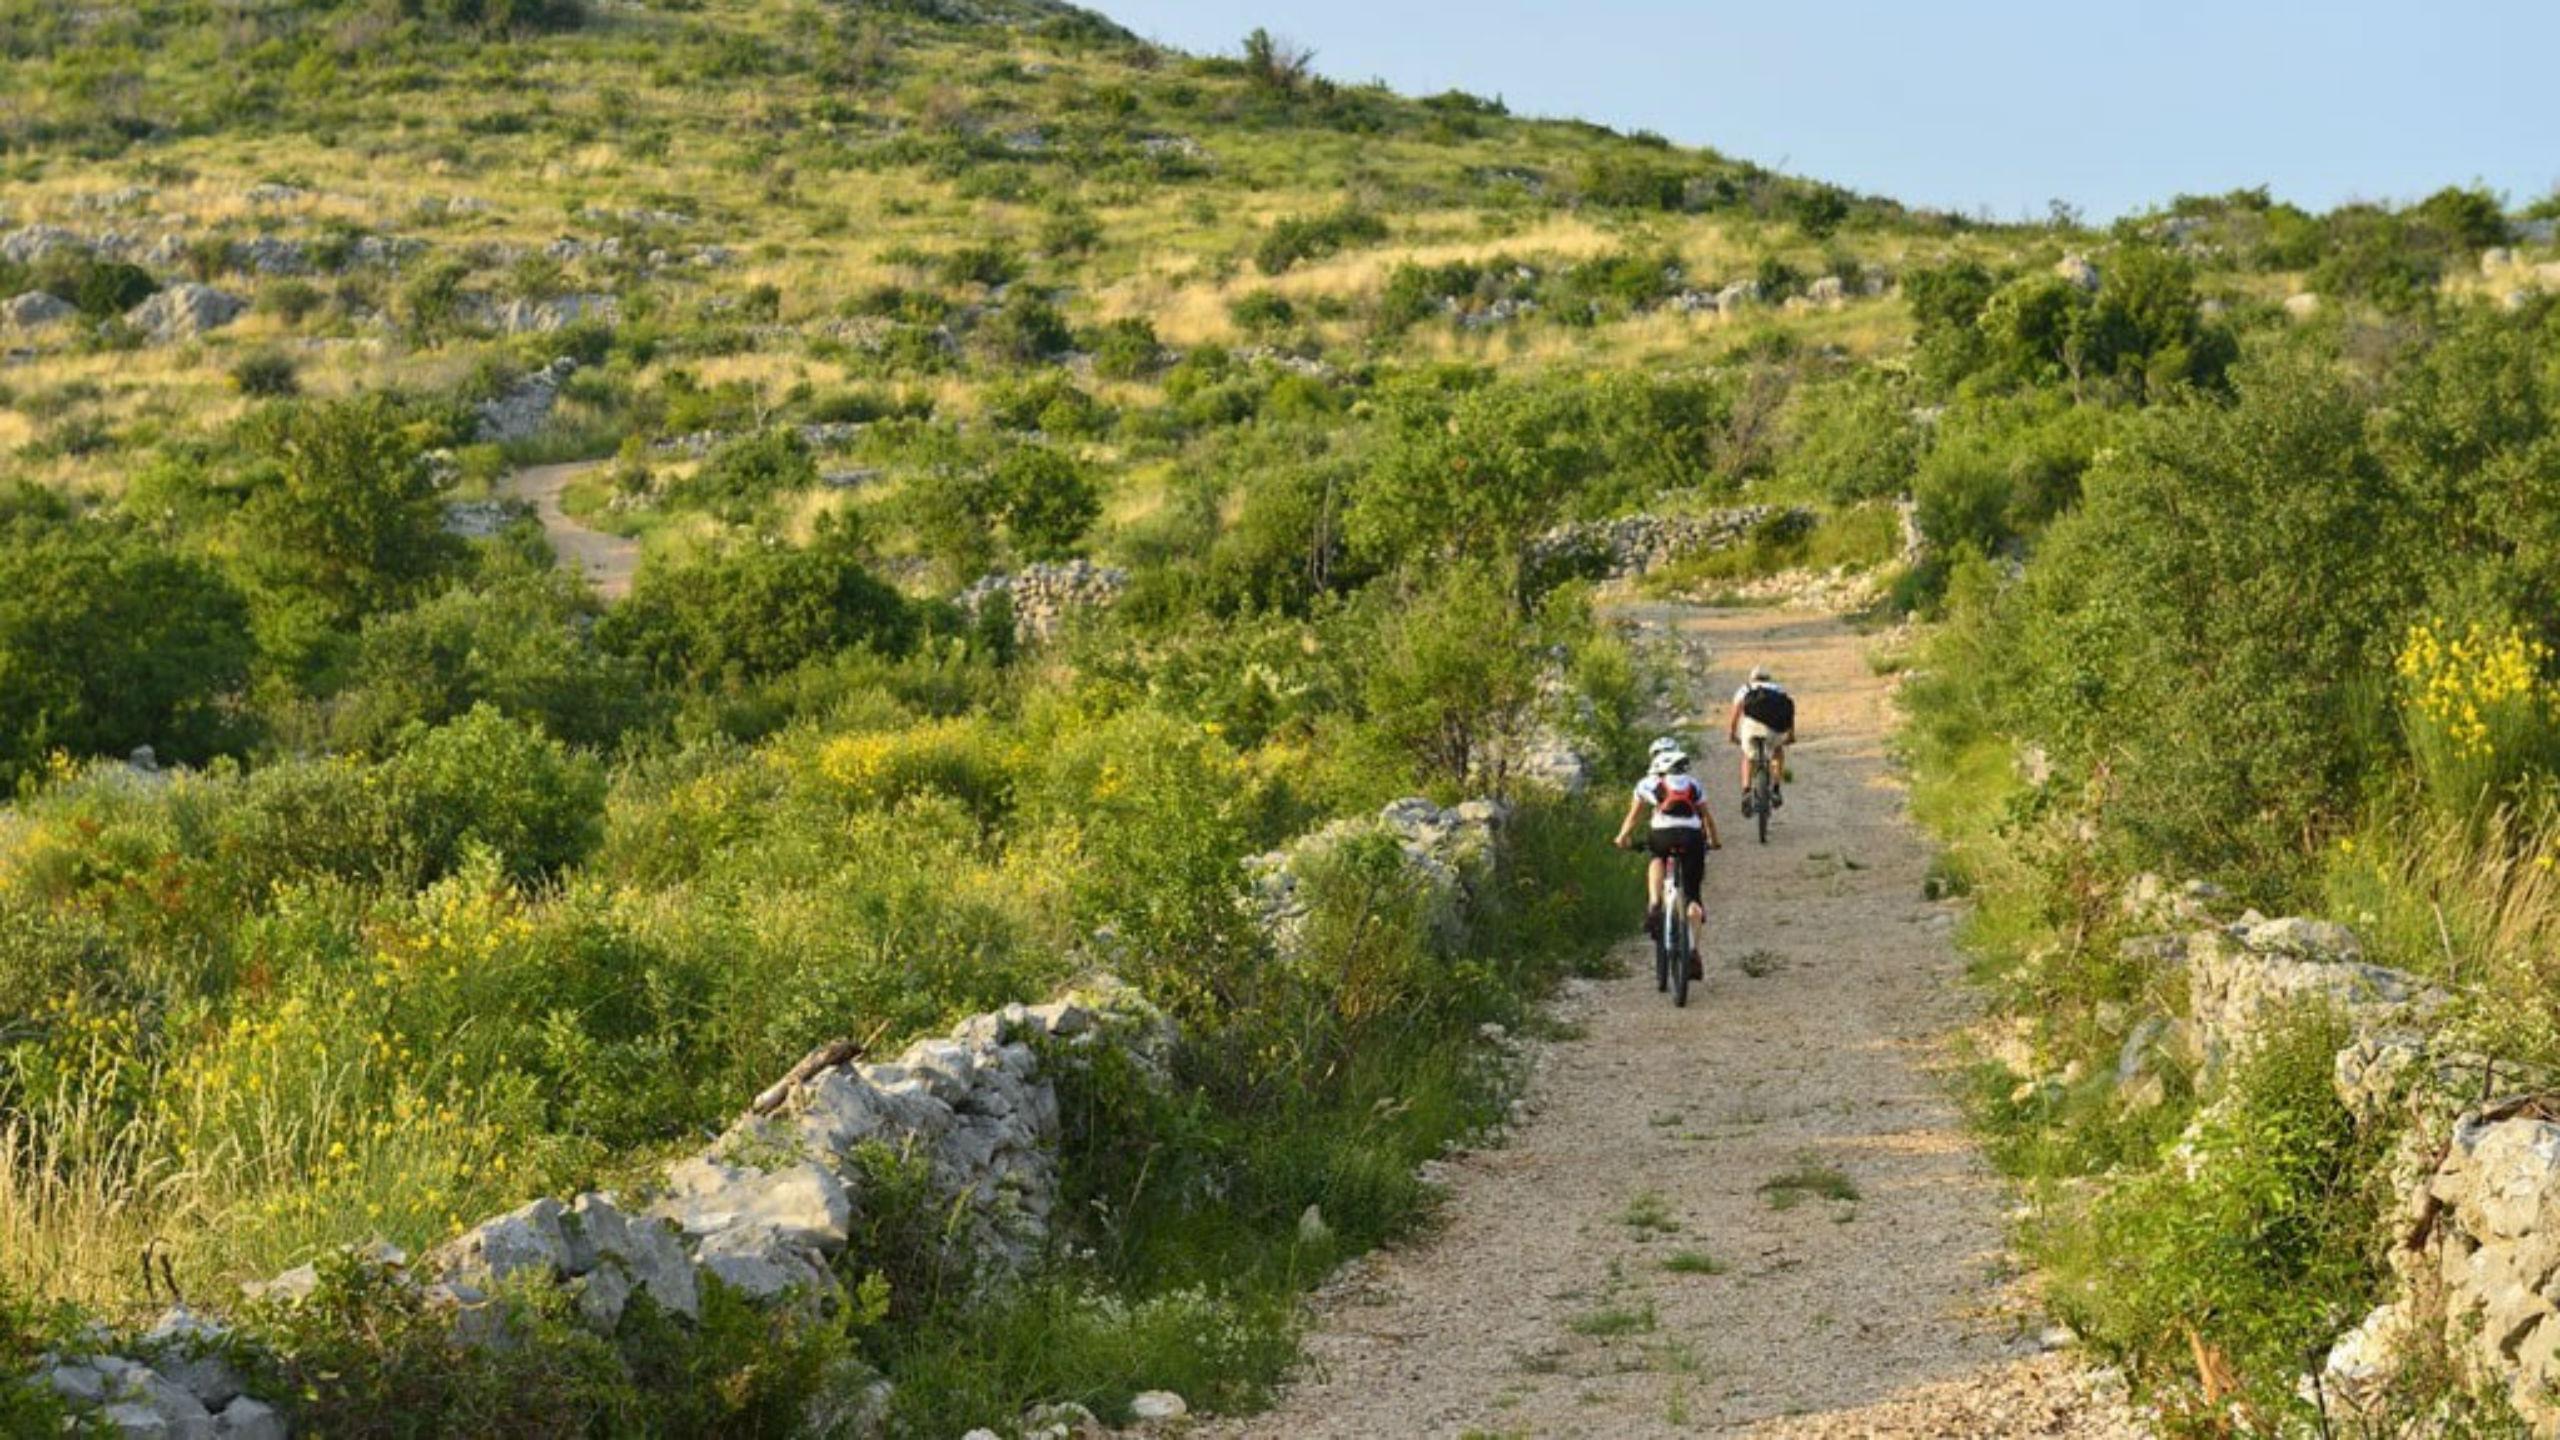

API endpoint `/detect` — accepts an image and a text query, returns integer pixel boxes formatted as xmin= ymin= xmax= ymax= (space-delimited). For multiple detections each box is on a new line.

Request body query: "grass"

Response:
xmin=1617 ymin=1190 xmax=1681 ymax=1235
xmin=1736 ymin=948 xmax=1783 ymax=978
xmin=1660 ymin=1249 xmax=1725 ymax=1275
xmin=1759 ymin=1158 xmax=1859 ymax=1211
xmin=1566 ymin=1300 xmax=1657 ymax=1338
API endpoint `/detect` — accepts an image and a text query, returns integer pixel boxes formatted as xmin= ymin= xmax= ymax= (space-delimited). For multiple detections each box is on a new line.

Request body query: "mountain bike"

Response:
xmin=1742 ymin=735 xmax=1778 ymax=844
xmin=1659 ymin=849 xmax=1693 ymax=1008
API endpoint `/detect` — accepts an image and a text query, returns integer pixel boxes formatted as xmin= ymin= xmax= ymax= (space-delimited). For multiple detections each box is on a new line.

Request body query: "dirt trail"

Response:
xmin=501 ymin=461 xmax=638 ymax=599
xmin=1207 ymin=604 xmax=2142 ymax=1439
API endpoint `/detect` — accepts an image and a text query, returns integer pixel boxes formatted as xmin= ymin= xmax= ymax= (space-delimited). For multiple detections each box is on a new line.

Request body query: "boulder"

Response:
xmin=2054 ymin=254 xmax=2100 ymax=291
xmin=474 ymin=356 xmax=578 ymax=442
xmin=435 ymin=1196 xmax=573 ymax=1285
xmin=1129 ymin=1390 xmax=1188 ymax=1421
xmin=138 ymin=1307 xmax=243 ymax=1409
xmin=124 ymin=284 xmax=246 ymax=341
xmin=653 ymin=1158 xmax=852 ymax=1254
xmin=2 ymin=291 xmax=76 ymax=328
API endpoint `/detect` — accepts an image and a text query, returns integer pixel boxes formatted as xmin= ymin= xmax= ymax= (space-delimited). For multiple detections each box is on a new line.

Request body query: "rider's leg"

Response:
xmin=1645 ymin=855 xmax=1665 ymax=932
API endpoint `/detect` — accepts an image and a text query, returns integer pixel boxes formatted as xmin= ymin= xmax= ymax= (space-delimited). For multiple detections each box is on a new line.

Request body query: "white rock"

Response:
xmin=1130 ymin=1390 xmax=1189 ymax=1421
xmin=124 ymin=284 xmax=246 ymax=341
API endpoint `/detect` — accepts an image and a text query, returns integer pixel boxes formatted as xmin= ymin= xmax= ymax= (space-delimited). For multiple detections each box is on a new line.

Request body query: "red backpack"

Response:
xmin=1655 ymin=774 xmax=1703 ymax=819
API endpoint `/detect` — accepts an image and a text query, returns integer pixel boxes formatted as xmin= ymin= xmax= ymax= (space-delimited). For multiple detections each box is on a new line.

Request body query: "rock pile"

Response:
xmin=463 ymin=292 xmax=617 ymax=335
xmin=960 ymin=560 xmax=1131 ymax=641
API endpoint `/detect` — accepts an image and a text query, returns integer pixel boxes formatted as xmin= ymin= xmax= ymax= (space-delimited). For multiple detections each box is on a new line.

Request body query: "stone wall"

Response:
xmin=1525 ymin=507 xmax=1803 ymax=582
xmin=959 ymin=560 xmax=1131 ymax=642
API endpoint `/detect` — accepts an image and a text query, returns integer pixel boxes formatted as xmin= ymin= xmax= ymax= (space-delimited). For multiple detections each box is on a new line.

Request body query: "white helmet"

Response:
xmin=1649 ymin=749 xmax=1690 ymax=776
xmin=1749 ymin=665 xmax=1773 ymax=683
xmin=1648 ymin=735 xmax=1681 ymax=757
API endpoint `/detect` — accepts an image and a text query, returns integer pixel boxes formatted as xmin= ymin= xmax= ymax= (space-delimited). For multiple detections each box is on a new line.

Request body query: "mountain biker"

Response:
xmin=1727 ymin=665 xmax=1796 ymax=811
xmin=1613 ymin=743 xmax=1721 ymax=979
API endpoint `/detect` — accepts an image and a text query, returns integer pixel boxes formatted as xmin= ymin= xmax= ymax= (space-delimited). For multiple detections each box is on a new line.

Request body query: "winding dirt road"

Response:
xmin=1208 ymin=605 xmax=2143 ymax=1439
xmin=501 ymin=461 xmax=637 ymax=600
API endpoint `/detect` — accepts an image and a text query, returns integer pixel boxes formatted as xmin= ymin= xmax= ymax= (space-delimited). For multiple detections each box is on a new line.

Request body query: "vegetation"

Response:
xmin=1 ymin=0 xmax=2555 ymax=1431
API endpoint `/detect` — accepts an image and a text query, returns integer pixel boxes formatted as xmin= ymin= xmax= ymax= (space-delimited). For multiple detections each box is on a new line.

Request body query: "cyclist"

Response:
xmin=1726 ymin=665 xmax=1796 ymax=813
xmin=1614 ymin=742 xmax=1721 ymax=979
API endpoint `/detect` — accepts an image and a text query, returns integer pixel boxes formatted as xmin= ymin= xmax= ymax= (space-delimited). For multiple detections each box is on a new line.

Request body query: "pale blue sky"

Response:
xmin=1096 ymin=1 xmax=2558 ymax=221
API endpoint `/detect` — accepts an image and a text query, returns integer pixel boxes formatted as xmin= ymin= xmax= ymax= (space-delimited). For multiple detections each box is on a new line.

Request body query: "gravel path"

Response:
xmin=501 ymin=460 xmax=637 ymax=599
xmin=1204 ymin=605 xmax=2145 ymax=1439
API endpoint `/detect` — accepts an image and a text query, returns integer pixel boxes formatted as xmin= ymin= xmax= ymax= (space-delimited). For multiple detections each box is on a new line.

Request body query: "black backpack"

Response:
xmin=1742 ymin=684 xmax=1795 ymax=732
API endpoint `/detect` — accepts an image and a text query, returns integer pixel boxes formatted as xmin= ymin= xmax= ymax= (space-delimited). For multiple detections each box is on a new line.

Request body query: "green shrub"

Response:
xmin=1228 ymin=289 xmax=1296 ymax=332
xmin=0 ymin=515 xmax=256 ymax=786
xmin=979 ymin=291 xmax=1073 ymax=364
xmin=229 ymin=351 xmax=301 ymax=397
xmin=1785 ymin=375 xmax=1923 ymax=502
xmin=666 ymin=427 xmax=819 ymax=521
xmin=991 ymin=445 xmax=1101 ymax=560
xmin=332 ymin=570 xmax=658 ymax=754
xmin=385 ymin=704 xmax=607 ymax=883
xmin=1254 ymin=208 xmax=1386 ymax=275
xmin=1090 ymin=318 xmax=1164 ymax=381
xmin=603 ymin=524 xmax=914 ymax=687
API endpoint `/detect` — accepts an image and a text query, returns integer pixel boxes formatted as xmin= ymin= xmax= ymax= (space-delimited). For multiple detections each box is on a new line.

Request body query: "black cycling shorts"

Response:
xmin=1647 ymin=827 xmax=1707 ymax=902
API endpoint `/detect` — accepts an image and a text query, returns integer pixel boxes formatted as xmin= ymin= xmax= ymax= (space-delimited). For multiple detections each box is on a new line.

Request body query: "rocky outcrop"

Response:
xmin=124 ymin=284 xmax=246 ymax=341
xmin=960 ymin=560 xmax=1131 ymax=642
xmin=474 ymin=356 xmax=579 ymax=442
xmin=463 ymin=292 xmax=617 ymax=335
xmin=1 ymin=291 xmax=76 ymax=328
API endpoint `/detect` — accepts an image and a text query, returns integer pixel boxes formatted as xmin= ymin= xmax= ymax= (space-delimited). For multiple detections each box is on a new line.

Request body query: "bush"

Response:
xmin=1090 ymin=318 xmax=1165 ymax=381
xmin=0 ymin=516 xmax=255 ymax=786
xmin=991 ymin=445 xmax=1101 ymax=560
xmin=1254 ymin=208 xmax=1386 ymax=275
xmin=1786 ymin=375 xmax=1923 ymax=502
xmin=385 ymin=704 xmax=607 ymax=883
xmin=235 ymin=394 xmax=463 ymax=631
xmin=332 ymin=570 xmax=658 ymax=754
xmin=603 ymin=524 xmax=915 ymax=687
xmin=230 ymin=351 xmax=301 ymax=397
xmin=1228 ymin=289 xmax=1296 ymax=332
xmin=666 ymin=427 xmax=819 ymax=521
xmin=979 ymin=291 xmax=1073 ymax=364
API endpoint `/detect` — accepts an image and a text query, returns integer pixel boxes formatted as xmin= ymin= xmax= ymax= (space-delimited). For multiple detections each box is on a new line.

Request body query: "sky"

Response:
xmin=1093 ymin=1 xmax=2559 ymax=222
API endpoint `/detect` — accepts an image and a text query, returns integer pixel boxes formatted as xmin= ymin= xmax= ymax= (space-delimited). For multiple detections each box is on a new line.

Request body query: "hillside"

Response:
xmin=7 ymin=0 xmax=2560 ymax=1436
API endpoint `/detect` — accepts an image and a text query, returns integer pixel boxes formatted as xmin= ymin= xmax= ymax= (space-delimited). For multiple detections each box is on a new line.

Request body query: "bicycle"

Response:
xmin=1741 ymin=735 xmax=1779 ymax=844
xmin=1626 ymin=835 xmax=1707 ymax=1008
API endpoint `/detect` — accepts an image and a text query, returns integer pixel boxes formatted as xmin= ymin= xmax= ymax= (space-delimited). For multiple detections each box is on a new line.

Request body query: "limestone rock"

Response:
xmin=124 ymin=284 xmax=246 ymax=341
xmin=435 ymin=1196 xmax=573 ymax=1285
xmin=1130 ymin=1390 xmax=1188 ymax=1421
xmin=2054 ymin=254 xmax=2101 ymax=291
xmin=2 ymin=291 xmax=76 ymax=328
xmin=215 ymin=1396 xmax=286 ymax=1440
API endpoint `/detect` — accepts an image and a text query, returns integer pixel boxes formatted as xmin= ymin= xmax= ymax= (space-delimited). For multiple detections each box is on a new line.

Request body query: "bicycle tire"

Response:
xmin=1654 ymin=883 xmax=1671 ymax=993
xmin=1670 ymin=889 xmax=1690 ymax=1009
xmin=1752 ymin=751 xmax=1771 ymax=845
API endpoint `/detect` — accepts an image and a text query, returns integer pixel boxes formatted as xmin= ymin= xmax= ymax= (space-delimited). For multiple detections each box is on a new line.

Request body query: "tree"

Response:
xmin=1349 ymin=373 xmax=1601 ymax=566
xmin=992 ymin=446 xmax=1100 ymax=561
xmin=0 ymin=514 xmax=254 ymax=786
xmin=1240 ymin=28 xmax=1314 ymax=91
xmin=236 ymin=394 xmax=460 ymax=626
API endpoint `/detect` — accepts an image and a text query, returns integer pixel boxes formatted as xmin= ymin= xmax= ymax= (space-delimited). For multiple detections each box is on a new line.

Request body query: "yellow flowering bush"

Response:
xmin=2398 ymin=618 xmax=2560 ymax=815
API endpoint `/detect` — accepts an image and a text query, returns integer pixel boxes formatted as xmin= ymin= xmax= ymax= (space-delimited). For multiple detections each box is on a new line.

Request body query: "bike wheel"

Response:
xmin=1654 ymin=900 xmax=1671 ymax=993
xmin=1671 ymin=899 xmax=1690 ymax=1009
xmin=1754 ymin=768 xmax=1770 ymax=844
